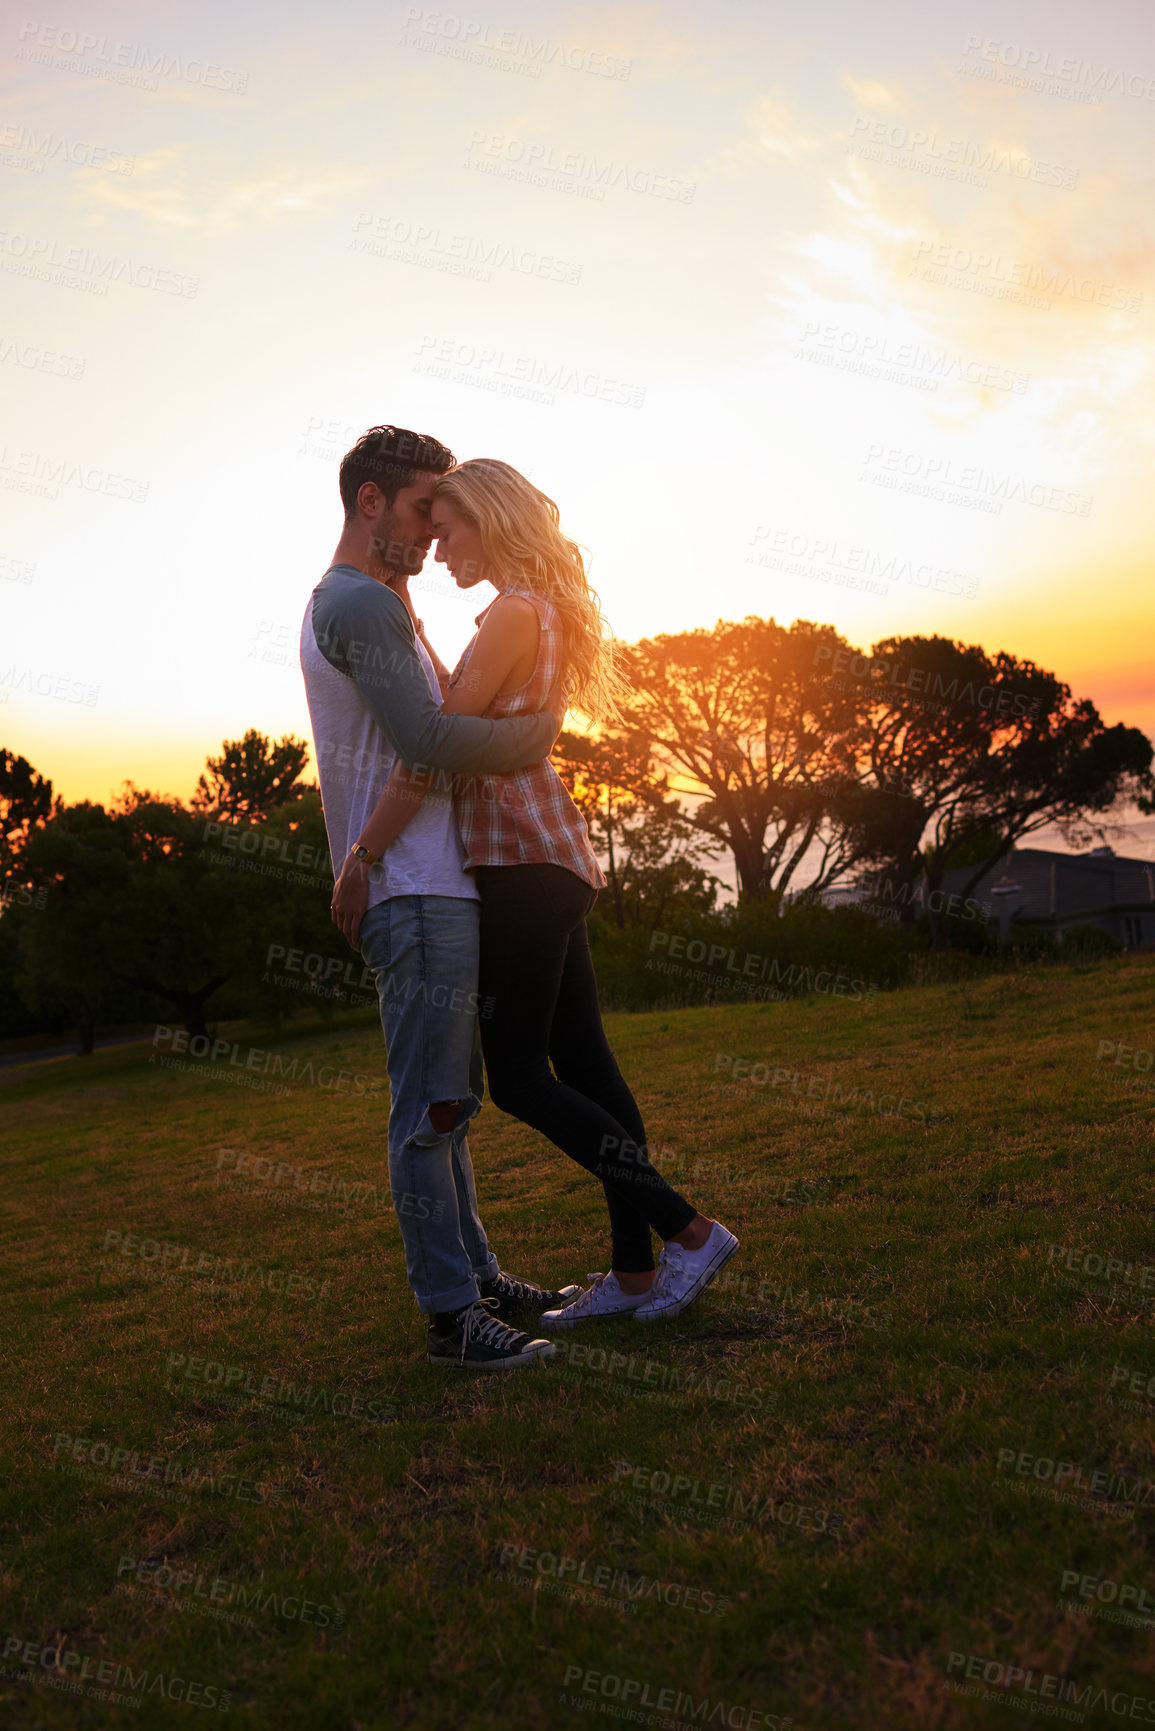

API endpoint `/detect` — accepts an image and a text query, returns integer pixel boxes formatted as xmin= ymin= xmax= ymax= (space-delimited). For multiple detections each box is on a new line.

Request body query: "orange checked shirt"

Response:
xmin=448 ymin=589 xmax=606 ymax=891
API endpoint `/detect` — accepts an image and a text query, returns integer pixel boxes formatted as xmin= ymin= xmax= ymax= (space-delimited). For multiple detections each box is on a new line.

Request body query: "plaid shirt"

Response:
xmin=449 ymin=589 xmax=606 ymax=890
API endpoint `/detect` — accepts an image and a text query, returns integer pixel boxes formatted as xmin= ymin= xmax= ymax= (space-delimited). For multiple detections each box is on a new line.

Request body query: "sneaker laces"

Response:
xmin=561 ymin=1272 xmax=612 ymax=1314
xmin=650 ymin=1243 xmax=686 ymax=1299
xmin=489 ymin=1272 xmax=541 ymax=1306
xmin=458 ymin=1297 xmax=514 ymax=1362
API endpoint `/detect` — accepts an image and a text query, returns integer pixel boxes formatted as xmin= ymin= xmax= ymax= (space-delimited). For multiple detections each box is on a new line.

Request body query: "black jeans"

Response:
xmin=475 ymin=862 xmax=696 ymax=1272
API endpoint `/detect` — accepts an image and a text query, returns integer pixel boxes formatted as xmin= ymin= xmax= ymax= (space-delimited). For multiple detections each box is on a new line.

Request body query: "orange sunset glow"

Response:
xmin=1 ymin=0 xmax=1152 ymax=830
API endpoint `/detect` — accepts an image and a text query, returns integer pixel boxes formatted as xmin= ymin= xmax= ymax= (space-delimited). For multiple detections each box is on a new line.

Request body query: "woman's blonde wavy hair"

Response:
xmin=433 ymin=458 xmax=629 ymax=723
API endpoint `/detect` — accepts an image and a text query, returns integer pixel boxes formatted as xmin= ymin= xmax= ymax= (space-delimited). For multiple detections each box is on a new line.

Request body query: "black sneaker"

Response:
xmin=427 ymin=1297 xmax=557 ymax=1371
xmin=478 ymin=1271 xmax=581 ymax=1321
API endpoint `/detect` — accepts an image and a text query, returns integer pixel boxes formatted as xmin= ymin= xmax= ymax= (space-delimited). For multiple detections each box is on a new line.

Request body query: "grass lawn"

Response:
xmin=2 ymin=955 xmax=1155 ymax=1729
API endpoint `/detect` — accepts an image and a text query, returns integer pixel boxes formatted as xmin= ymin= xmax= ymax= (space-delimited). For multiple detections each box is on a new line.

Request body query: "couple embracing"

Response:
xmin=300 ymin=424 xmax=737 ymax=1371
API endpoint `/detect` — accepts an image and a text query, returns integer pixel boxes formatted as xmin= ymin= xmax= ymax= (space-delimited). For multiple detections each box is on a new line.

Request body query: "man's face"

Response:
xmin=364 ymin=472 xmax=439 ymax=577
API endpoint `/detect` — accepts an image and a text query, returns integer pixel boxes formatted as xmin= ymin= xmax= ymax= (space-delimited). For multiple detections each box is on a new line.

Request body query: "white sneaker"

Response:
xmin=633 ymin=1223 xmax=739 ymax=1322
xmin=538 ymin=1271 xmax=652 ymax=1330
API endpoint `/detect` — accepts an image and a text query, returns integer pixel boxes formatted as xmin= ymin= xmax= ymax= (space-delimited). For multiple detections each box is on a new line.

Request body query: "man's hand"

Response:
xmin=331 ymin=854 xmax=372 ymax=948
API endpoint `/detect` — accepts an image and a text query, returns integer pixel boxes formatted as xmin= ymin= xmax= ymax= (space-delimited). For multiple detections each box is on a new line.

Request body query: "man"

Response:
xmin=300 ymin=424 xmax=576 ymax=1370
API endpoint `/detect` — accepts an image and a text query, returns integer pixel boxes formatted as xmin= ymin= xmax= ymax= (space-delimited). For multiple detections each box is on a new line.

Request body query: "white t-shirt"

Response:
xmin=300 ymin=594 xmax=478 ymax=908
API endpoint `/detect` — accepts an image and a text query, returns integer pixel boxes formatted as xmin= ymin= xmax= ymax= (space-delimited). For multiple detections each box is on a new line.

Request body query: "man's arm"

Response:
xmin=311 ymin=573 xmax=560 ymax=772
xmin=352 ymin=593 xmax=543 ymax=863
xmin=418 ymin=629 xmax=452 ymax=697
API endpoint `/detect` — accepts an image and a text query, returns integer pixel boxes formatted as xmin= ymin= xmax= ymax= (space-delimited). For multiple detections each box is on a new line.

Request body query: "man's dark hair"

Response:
xmin=338 ymin=425 xmax=455 ymax=519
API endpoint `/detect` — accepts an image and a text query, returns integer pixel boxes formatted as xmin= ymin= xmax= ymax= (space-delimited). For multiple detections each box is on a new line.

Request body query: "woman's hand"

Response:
xmin=331 ymin=854 xmax=371 ymax=949
xmin=384 ymin=571 xmax=420 ymax=627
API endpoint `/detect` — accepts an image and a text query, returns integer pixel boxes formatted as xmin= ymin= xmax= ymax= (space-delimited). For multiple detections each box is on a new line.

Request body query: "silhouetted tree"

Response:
xmin=0 ymin=749 xmax=55 ymax=875
xmin=13 ymin=765 xmax=335 ymax=1050
xmin=191 ymin=729 xmax=312 ymax=821
xmin=617 ymin=618 xmax=864 ymax=902
xmin=16 ymin=802 xmax=130 ymax=1053
xmin=554 ymin=729 xmax=720 ymax=927
xmin=837 ymin=635 xmax=1155 ymax=948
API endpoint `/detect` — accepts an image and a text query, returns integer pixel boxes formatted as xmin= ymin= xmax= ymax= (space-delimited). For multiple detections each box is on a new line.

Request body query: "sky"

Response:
xmin=2 ymin=0 xmax=1153 ymax=834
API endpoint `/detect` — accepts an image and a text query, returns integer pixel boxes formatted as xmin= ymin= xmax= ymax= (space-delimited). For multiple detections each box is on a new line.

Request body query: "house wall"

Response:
xmin=938 ymin=851 xmax=1155 ymax=950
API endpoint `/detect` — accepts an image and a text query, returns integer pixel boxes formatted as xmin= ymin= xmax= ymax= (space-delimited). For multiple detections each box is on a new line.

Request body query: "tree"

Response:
xmin=0 ymin=749 xmax=55 ymax=876
xmin=110 ymin=783 xmax=336 ymax=1036
xmin=604 ymin=810 xmax=720 ymax=929
xmin=12 ymin=749 xmax=339 ymax=1049
xmin=14 ymin=790 xmax=242 ymax=1048
xmin=838 ymin=635 xmax=1155 ymax=948
xmin=112 ymin=790 xmax=242 ymax=1037
xmin=231 ymin=789 xmax=340 ymax=1024
xmin=554 ymin=729 xmax=720 ymax=927
xmin=191 ymin=729 xmax=313 ymax=821
xmin=618 ymin=617 xmax=867 ymax=903
xmin=15 ymin=802 xmax=132 ymax=1053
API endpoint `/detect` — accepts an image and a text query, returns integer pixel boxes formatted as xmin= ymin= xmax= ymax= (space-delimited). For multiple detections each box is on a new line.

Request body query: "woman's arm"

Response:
xmin=442 ymin=594 xmax=540 ymax=716
xmin=331 ymin=595 xmax=545 ymax=946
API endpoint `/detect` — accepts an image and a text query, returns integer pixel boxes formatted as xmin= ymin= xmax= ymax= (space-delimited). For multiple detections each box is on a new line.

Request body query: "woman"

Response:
xmin=332 ymin=459 xmax=737 ymax=1325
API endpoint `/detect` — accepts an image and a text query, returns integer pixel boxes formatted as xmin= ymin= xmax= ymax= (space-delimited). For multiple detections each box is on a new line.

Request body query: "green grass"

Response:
xmin=2 ymin=957 xmax=1155 ymax=1729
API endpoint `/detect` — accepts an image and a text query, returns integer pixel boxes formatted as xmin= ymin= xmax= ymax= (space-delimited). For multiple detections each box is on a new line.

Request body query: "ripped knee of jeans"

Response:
xmin=407 ymin=1095 xmax=481 ymax=1147
xmin=427 ymin=1099 xmax=460 ymax=1135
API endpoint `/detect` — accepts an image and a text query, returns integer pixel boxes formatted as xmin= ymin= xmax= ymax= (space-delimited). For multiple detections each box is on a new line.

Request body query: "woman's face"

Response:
xmin=431 ymin=497 xmax=496 ymax=589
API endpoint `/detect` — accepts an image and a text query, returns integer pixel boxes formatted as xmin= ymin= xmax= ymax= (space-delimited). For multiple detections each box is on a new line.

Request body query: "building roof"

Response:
xmin=945 ymin=846 xmax=1155 ymax=920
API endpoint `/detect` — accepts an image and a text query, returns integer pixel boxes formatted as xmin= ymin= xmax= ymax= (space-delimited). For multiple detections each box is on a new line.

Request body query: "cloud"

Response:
xmin=840 ymin=74 xmax=905 ymax=111
xmin=750 ymin=92 xmax=830 ymax=159
xmin=76 ymin=147 xmax=365 ymax=233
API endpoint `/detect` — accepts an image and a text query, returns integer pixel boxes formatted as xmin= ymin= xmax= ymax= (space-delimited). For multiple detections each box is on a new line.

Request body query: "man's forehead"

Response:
xmin=388 ymin=471 xmax=441 ymax=508
xmin=364 ymin=467 xmax=440 ymax=500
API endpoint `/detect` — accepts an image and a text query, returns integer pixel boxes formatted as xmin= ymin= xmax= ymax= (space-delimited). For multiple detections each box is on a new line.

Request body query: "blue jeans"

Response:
xmin=357 ymin=894 xmax=499 ymax=1314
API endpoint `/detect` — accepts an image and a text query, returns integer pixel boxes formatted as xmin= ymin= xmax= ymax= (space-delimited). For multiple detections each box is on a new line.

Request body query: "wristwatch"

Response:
xmin=351 ymin=844 xmax=380 ymax=865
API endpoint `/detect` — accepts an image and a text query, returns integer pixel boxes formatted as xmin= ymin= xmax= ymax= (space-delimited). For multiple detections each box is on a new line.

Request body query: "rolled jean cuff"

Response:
xmin=422 ymin=1273 xmax=486 ymax=1317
